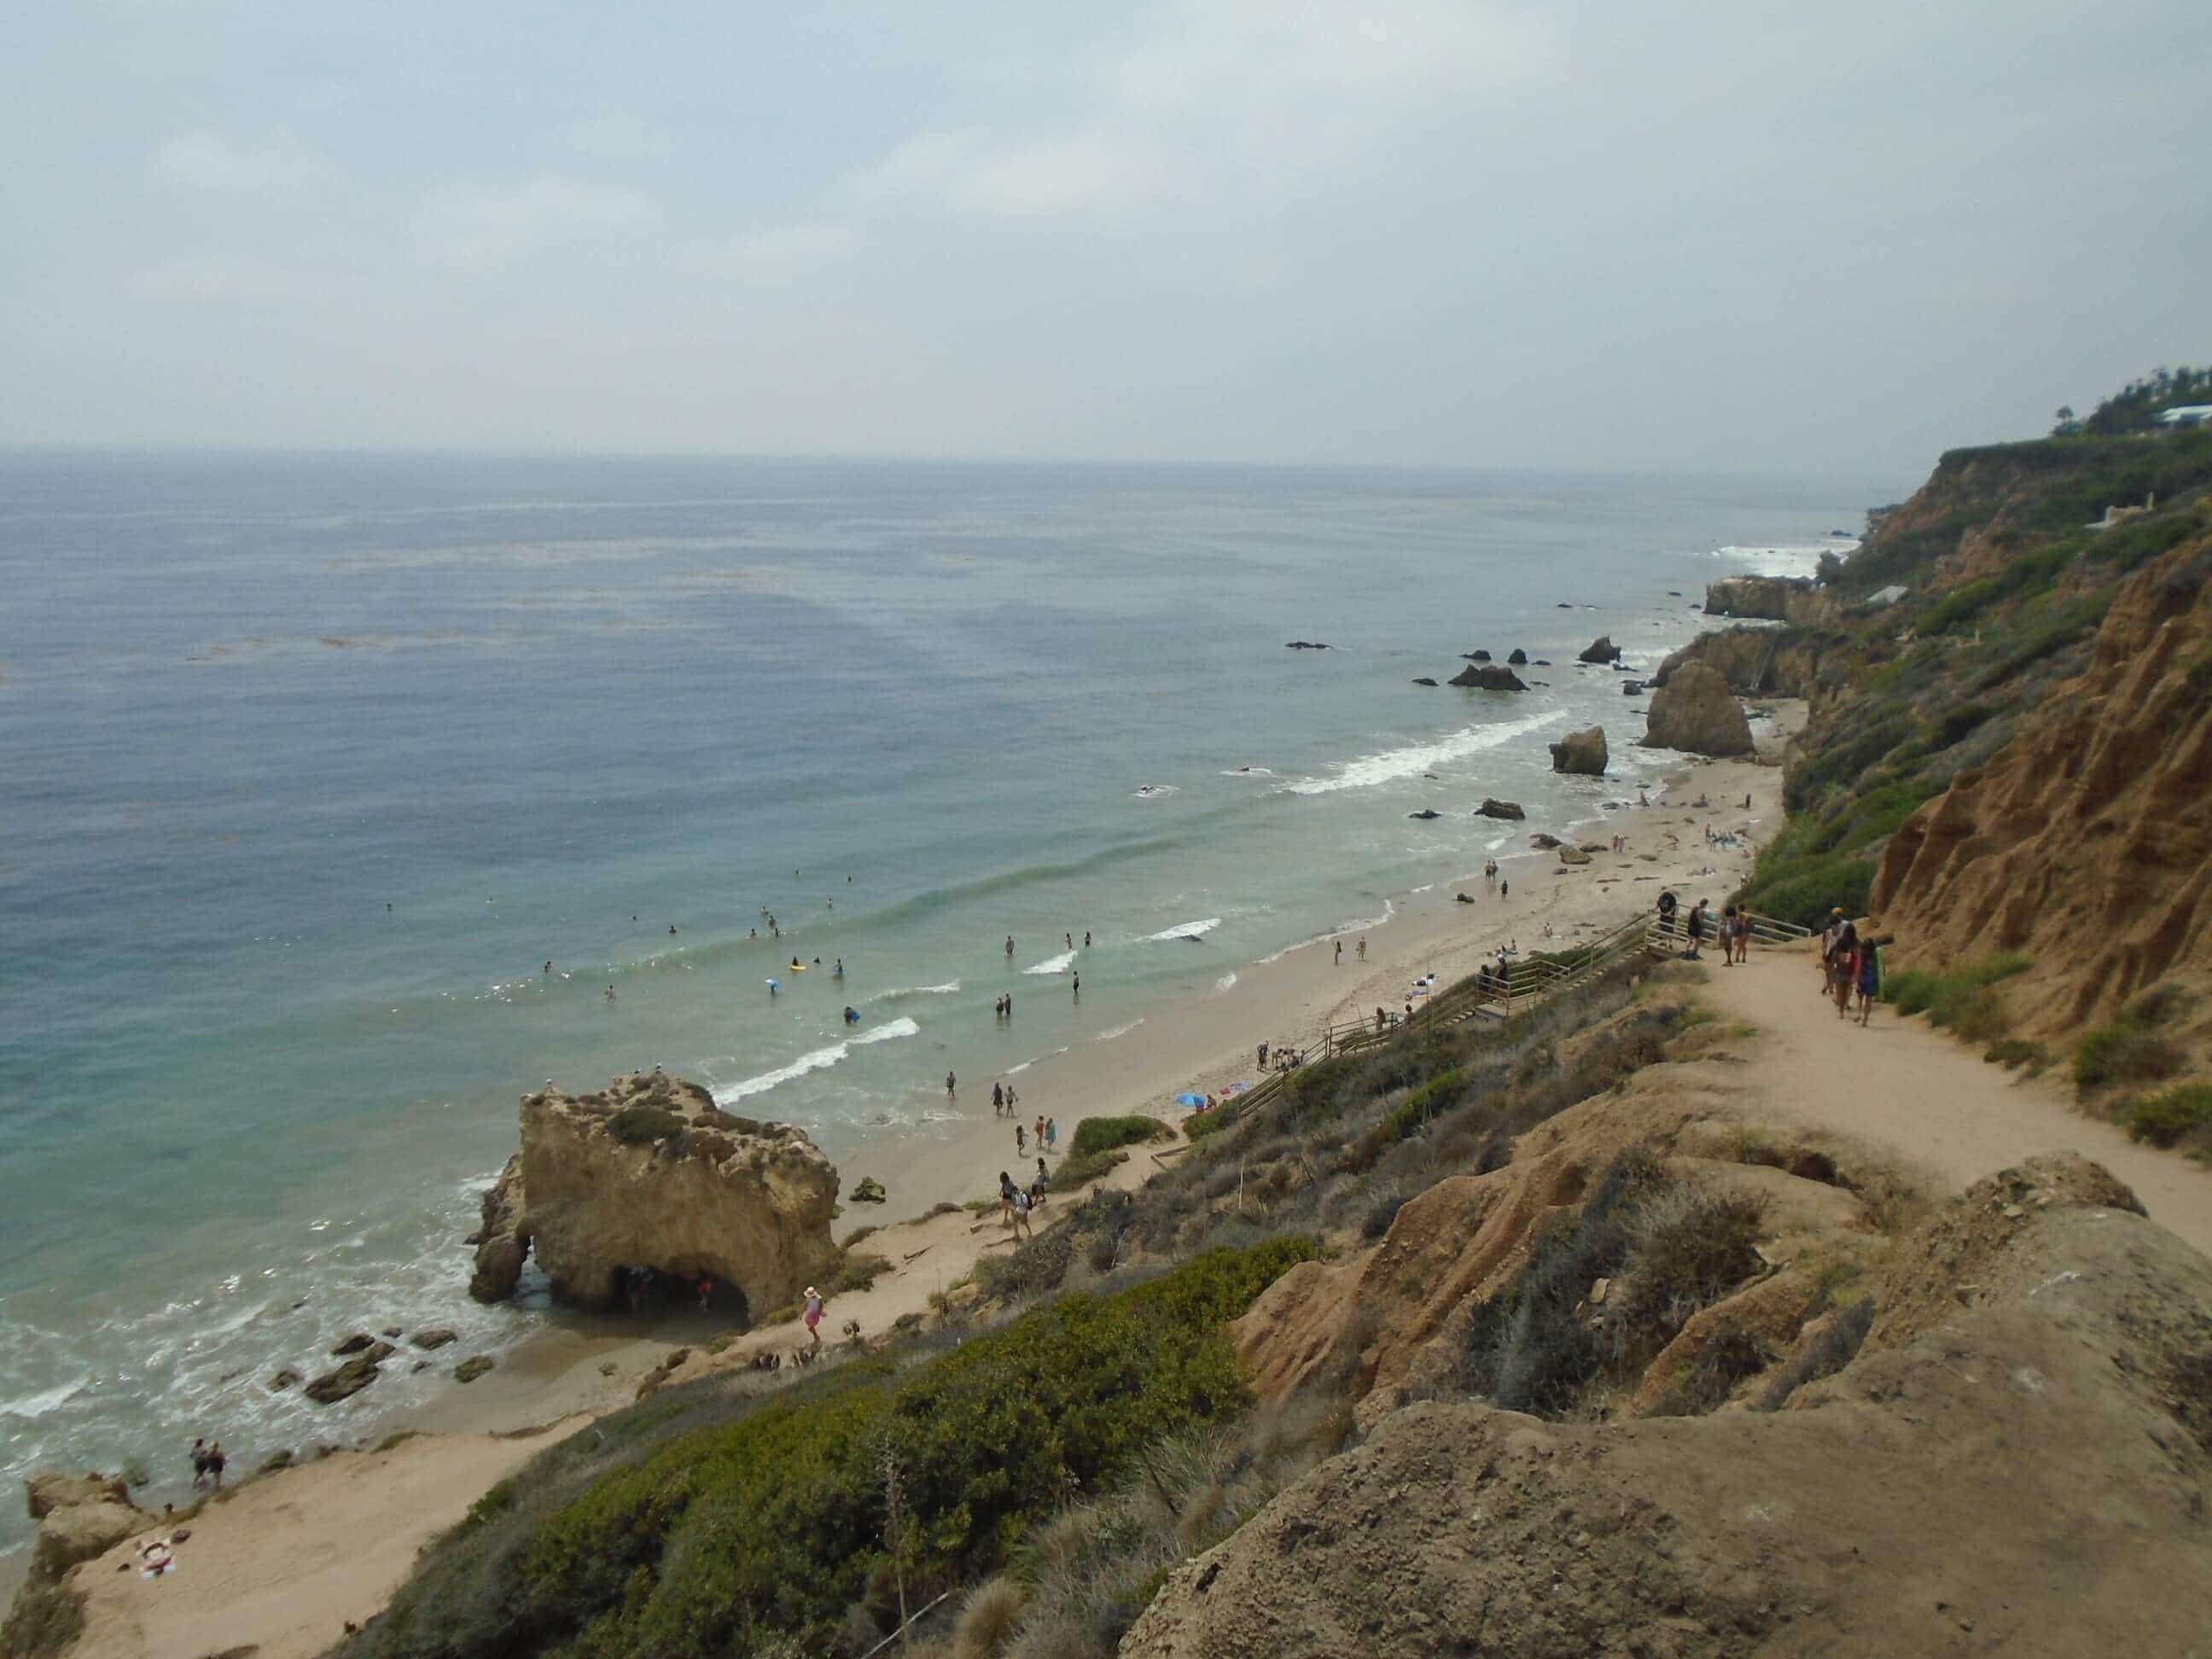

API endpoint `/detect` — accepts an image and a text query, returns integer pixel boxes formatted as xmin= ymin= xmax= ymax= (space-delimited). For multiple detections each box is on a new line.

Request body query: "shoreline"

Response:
xmin=370 ymin=703 xmax=1799 ymax=1438
xmin=17 ymin=706 xmax=1800 ymax=1654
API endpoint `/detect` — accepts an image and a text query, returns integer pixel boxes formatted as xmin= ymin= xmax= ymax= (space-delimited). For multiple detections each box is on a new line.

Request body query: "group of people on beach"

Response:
xmin=188 ymin=1437 xmax=226 ymax=1488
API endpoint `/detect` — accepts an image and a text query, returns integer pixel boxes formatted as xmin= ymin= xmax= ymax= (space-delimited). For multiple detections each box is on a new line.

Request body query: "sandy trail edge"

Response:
xmin=63 ymin=1416 xmax=589 ymax=1659
xmin=1700 ymin=947 xmax=2212 ymax=1260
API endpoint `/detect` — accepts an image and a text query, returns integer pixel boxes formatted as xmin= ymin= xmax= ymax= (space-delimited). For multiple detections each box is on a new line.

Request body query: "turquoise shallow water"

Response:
xmin=0 ymin=454 xmax=1889 ymax=1546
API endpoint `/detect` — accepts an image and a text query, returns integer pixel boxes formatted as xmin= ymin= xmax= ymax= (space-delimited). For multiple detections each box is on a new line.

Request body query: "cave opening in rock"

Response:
xmin=613 ymin=1265 xmax=750 ymax=1325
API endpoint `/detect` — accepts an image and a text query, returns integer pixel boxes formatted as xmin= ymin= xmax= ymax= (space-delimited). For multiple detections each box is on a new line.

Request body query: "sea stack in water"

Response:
xmin=1641 ymin=662 xmax=1754 ymax=756
xmin=1704 ymin=574 xmax=1813 ymax=620
xmin=469 ymin=1071 xmax=839 ymax=1316
xmin=1448 ymin=662 xmax=1528 ymax=691
xmin=1549 ymin=726 xmax=1609 ymax=775
xmin=1578 ymin=635 xmax=1622 ymax=664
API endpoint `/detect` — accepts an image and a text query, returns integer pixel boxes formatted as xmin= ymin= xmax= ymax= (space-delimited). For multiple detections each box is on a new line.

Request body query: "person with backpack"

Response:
xmin=1854 ymin=934 xmax=1881 ymax=1025
xmin=1831 ymin=917 xmax=1860 ymax=1018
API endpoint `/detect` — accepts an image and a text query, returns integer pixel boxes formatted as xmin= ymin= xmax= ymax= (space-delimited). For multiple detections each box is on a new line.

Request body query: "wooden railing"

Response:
xmin=1202 ymin=905 xmax=1806 ymax=1130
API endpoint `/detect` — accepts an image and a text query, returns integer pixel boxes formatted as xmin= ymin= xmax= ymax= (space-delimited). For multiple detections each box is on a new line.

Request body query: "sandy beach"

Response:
xmin=35 ymin=709 xmax=1796 ymax=1656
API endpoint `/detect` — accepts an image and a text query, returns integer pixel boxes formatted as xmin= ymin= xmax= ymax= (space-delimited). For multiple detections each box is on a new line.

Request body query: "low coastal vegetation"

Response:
xmin=343 ymin=953 xmax=1860 ymax=1657
xmin=1882 ymin=952 xmax=2029 ymax=1044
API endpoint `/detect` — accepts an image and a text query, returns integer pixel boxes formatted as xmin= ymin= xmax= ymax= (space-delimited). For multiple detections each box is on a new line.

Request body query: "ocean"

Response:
xmin=0 ymin=452 xmax=1889 ymax=1551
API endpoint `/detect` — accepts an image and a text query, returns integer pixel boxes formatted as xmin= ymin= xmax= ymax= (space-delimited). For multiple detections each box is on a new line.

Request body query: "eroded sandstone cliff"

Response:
xmin=1871 ymin=533 xmax=2212 ymax=1045
xmin=469 ymin=1070 xmax=839 ymax=1314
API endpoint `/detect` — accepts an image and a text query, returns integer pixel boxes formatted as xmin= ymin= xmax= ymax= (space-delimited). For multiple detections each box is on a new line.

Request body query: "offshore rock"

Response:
xmin=1448 ymin=663 xmax=1527 ymax=690
xmin=468 ymin=1071 xmax=839 ymax=1315
xmin=1506 ymin=648 xmax=1528 ymax=664
xmin=1642 ymin=662 xmax=1754 ymax=756
xmin=1548 ymin=726 xmax=1609 ymax=775
xmin=1577 ymin=635 xmax=1621 ymax=664
xmin=1476 ymin=799 xmax=1525 ymax=820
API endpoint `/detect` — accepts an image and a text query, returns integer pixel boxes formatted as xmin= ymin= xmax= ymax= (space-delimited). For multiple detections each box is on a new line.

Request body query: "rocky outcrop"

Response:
xmin=1409 ymin=677 xmax=1437 ymax=686
xmin=1126 ymin=1154 xmax=2212 ymax=1657
xmin=1704 ymin=573 xmax=1813 ymax=620
xmin=1447 ymin=663 xmax=1526 ymax=690
xmin=1284 ymin=640 xmax=1329 ymax=649
xmin=1476 ymin=799 xmax=1524 ymax=820
xmin=1642 ymin=662 xmax=1753 ymax=756
xmin=1506 ymin=649 xmax=1528 ymax=665
xmin=22 ymin=1470 xmax=147 ymax=1585
xmin=1653 ymin=625 xmax=1825 ymax=697
xmin=1548 ymin=725 xmax=1608 ymax=775
xmin=1577 ymin=635 xmax=1621 ymax=664
xmin=306 ymin=1351 xmax=388 ymax=1405
xmin=1871 ymin=535 xmax=2212 ymax=1046
xmin=468 ymin=1070 xmax=840 ymax=1315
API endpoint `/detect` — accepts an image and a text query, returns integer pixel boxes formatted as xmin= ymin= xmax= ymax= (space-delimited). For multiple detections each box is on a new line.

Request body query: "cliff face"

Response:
xmin=1653 ymin=626 xmax=1829 ymax=699
xmin=469 ymin=1071 xmax=839 ymax=1314
xmin=1872 ymin=535 xmax=2212 ymax=1040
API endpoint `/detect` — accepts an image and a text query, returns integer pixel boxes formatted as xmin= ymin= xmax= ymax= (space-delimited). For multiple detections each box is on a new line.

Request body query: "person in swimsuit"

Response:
xmin=992 ymin=1081 xmax=1004 ymax=1115
xmin=802 ymin=1285 xmax=824 ymax=1350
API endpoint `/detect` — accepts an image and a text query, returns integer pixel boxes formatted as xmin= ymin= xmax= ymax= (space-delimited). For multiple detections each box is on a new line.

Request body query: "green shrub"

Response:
xmin=850 ymin=1177 xmax=888 ymax=1204
xmin=2127 ymin=1085 xmax=2212 ymax=1148
xmin=1735 ymin=852 xmax=1877 ymax=931
xmin=2075 ymin=1022 xmax=2186 ymax=1094
xmin=952 ymin=1575 xmax=1027 ymax=1658
xmin=1069 ymin=1115 xmax=1173 ymax=1156
xmin=1984 ymin=1039 xmax=2051 ymax=1073
xmin=1055 ymin=1148 xmax=1129 ymax=1188
xmin=1601 ymin=1183 xmax=1768 ymax=1365
xmin=837 ymin=1251 xmax=894 ymax=1294
xmin=1884 ymin=955 xmax=2029 ymax=1039
xmin=606 ymin=1106 xmax=687 ymax=1145
xmin=494 ymin=1239 xmax=1317 ymax=1656
xmin=1184 ymin=1108 xmax=1240 ymax=1142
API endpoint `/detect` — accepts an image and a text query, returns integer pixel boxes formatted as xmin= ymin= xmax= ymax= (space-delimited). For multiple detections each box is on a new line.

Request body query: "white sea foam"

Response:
xmin=870 ymin=981 xmax=960 ymax=1002
xmin=1285 ymin=710 xmax=1565 ymax=795
xmin=1255 ymin=899 xmax=1395 ymax=964
xmin=1215 ymin=973 xmax=1238 ymax=992
xmin=0 ymin=1377 xmax=89 ymax=1421
xmin=1220 ymin=766 xmax=1276 ymax=777
xmin=715 ymin=1017 xmax=921 ymax=1101
xmin=1095 ymin=1019 xmax=1144 ymax=1041
xmin=1708 ymin=541 xmax=1853 ymax=579
xmin=1132 ymin=784 xmax=1179 ymax=798
xmin=1144 ymin=916 xmax=1221 ymax=941
xmin=1004 ymin=1048 xmax=1066 ymax=1076
xmin=1023 ymin=950 xmax=1077 ymax=975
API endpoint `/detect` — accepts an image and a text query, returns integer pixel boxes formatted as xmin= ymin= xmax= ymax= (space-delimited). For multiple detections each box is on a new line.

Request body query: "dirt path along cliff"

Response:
xmin=1703 ymin=946 xmax=2212 ymax=1258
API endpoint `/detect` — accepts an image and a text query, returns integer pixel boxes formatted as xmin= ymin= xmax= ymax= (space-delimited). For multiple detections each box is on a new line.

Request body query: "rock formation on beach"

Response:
xmin=1653 ymin=624 xmax=1825 ymax=697
xmin=1703 ymin=573 xmax=1815 ymax=620
xmin=1641 ymin=662 xmax=1753 ymax=756
xmin=23 ymin=1470 xmax=147 ymax=1584
xmin=1577 ymin=634 xmax=1621 ymax=664
xmin=469 ymin=1070 xmax=840 ymax=1315
xmin=1476 ymin=798 xmax=1524 ymax=819
xmin=1548 ymin=725 xmax=1608 ymax=774
xmin=1447 ymin=662 xmax=1527 ymax=690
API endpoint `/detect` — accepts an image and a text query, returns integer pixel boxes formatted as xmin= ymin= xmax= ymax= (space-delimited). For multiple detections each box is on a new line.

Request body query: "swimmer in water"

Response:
xmin=544 ymin=960 xmax=552 ymax=974
xmin=833 ymin=958 xmax=844 ymax=977
xmin=605 ymin=985 xmax=616 ymax=1001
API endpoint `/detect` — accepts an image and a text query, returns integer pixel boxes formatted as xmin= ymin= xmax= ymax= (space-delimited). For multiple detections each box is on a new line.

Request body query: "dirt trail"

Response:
xmin=1702 ymin=946 xmax=2212 ymax=1257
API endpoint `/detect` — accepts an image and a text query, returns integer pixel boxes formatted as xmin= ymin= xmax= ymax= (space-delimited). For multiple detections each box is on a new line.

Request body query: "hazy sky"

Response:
xmin=5 ymin=1 xmax=2208 ymax=471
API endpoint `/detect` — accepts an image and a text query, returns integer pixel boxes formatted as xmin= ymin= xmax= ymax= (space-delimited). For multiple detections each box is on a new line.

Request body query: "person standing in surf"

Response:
xmin=946 ymin=1070 xmax=957 ymax=1100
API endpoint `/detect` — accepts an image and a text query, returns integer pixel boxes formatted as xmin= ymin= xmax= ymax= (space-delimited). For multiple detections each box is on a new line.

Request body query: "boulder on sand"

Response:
xmin=469 ymin=1070 xmax=840 ymax=1317
xmin=1578 ymin=635 xmax=1621 ymax=664
xmin=1548 ymin=726 xmax=1609 ymax=776
xmin=1642 ymin=662 xmax=1754 ymax=757
xmin=1557 ymin=846 xmax=1592 ymax=865
xmin=1530 ymin=833 xmax=1563 ymax=849
xmin=1448 ymin=663 xmax=1528 ymax=691
xmin=1476 ymin=799 xmax=1525 ymax=820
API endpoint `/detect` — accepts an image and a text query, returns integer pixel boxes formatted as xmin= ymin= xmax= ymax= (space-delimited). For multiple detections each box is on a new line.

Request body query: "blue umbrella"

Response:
xmin=1173 ymin=1091 xmax=1207 ymax=1107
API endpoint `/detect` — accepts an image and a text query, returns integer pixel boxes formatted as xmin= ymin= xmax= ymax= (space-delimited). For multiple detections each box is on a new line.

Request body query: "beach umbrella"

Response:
xmin=1173 ymin=1091 xmax=1207 ymax=1107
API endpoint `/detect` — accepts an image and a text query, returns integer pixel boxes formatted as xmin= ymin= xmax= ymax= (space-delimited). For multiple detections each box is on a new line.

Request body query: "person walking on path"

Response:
xmin=1334 ymin=939 xmax=1342 ymax=965
xmin=1016 ymin=1122 xmax=1027 ymax=1156
xmin=1854 ymin=935 xmax=1881 ymax=1025
xmin=1010 ymin=1184 xmax=1033 ymax=1241
xmin=1034 ymin=1114 xmax=1045 ymax=1151
xmin=1045 ymin=1116 xmax=1057 ymax=1152
xmin=802 ymin=1285 xmax=825 ymax=1352
xmin=998 ymin=1170 xmax=1016 ymax=1227
xmin=1830 ymin=918 xmax=1860 ymax=1019
xmin=1685 ymin=900 xmax=1706 ymax=960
